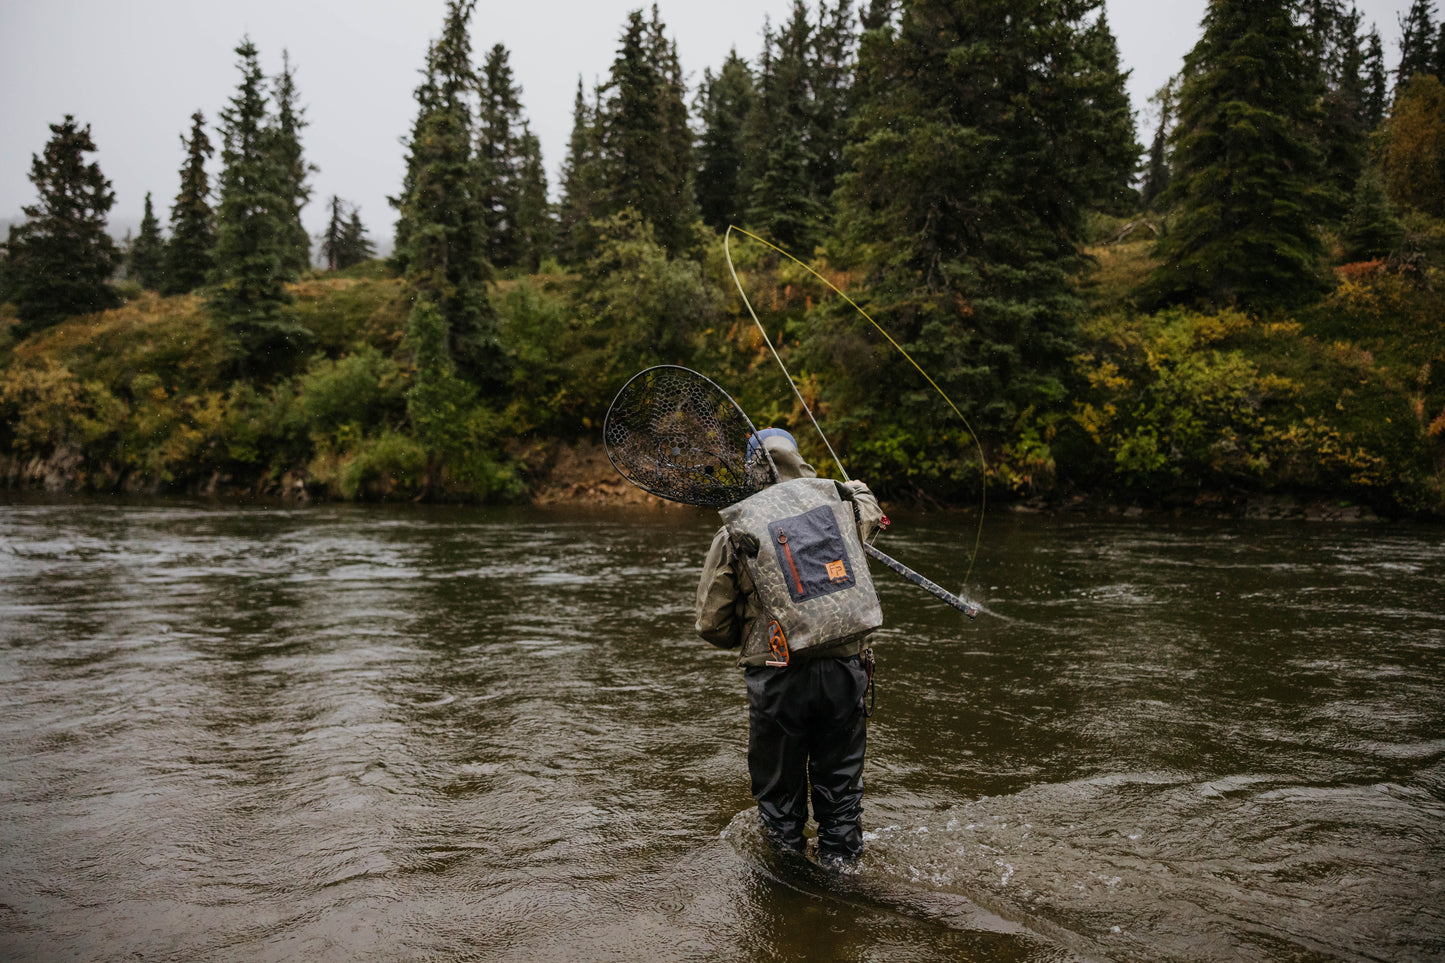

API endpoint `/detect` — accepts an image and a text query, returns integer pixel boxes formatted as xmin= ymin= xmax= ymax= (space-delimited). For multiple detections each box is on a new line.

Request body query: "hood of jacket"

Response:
xmin=761 ymin=433 xmax=816 ymax=483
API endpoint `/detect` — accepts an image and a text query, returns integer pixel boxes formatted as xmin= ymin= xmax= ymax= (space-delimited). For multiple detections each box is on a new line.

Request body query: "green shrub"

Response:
xmin=0 ymin=358 xmax=124 ymax=456
xmin=337 ymin=430 xmax=427 ymax=500
xmin=299 ymin=345 xmax=406 ymax=443
xmin=1071 ymin=309 xmax=1296 ymax=493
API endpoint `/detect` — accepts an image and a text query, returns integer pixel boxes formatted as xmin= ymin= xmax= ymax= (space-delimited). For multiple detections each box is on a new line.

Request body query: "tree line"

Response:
xmin=2 ymin=0 xmax=1443 ymax=514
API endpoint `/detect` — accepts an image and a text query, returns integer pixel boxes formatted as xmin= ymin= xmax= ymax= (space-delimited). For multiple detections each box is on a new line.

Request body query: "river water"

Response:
xmin=0 ymin=497 xmax=1441 ymax=962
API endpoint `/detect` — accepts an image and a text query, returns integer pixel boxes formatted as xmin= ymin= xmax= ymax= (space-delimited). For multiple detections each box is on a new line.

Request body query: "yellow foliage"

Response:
xmin=0 ymin=359 xmax=125 ymax=453
xmin=1080 ymin=240 xmax=1158 ymax=311
xmin=289 ymin=278 xmax=363 ymax=299
xmin=1262 ymin=320 xmax=1303 ymax=338
xmin=1381 ymin=73 xmax=1445 ymax=217
xmin=1266 ymin=417 xmax=1393 ymax=489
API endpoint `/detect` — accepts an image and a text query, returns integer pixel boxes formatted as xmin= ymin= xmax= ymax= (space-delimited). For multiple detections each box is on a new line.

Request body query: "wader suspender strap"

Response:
xmin=846 ymin=495 xmax=877 ymax=717
xmin=863 ymin=647 xmax=876 ymax=718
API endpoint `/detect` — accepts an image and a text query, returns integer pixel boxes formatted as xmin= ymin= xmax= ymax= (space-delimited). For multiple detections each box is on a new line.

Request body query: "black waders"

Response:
xmin=745 ymin=654 xmax=869 ymax=862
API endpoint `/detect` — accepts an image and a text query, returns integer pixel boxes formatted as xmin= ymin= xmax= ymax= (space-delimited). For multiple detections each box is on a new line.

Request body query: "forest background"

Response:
xmin=1 ymin=0 xmax=1443 ymax=519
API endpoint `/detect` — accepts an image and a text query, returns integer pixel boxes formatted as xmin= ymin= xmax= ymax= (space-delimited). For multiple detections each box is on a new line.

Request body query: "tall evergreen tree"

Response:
xmin=389 ymin=43 xmax=442 ymax=277
xmin=271 ymin=51 xmax=315 ymax=274
xmin=742 ymin=2 xmax=862 ymax=253
xmin=1362 ymin=28 xmax=1390 ymax=129
xmin=1140 ymin=79 xmax=1178 ymax=211
xmin=513 ymin=124 xmax=553 ymax=272
xmin=1303 ymin=0 xmax=1347 ymax=64
xmin=319 ymin=195 xmax=373 ymax=270
xmin=745 ymin=4 xmax=825 ymax=251
xmin=809 ymin=1 xmax=860 ymax=208
xmin=1147 ymin=0 xmax=1327 ymax=307
xmin=834 ymin=0 xmax=1138 ymax=455
xmin=6 ymin=116 xmax=120 ymax=335
xmin=210 ymin=38 xmax=311 ymax=378
xmin=695 ymin=50 xmax=758 ymax=232
xmin=341 ymin=207 xmax=376 ymax=267
xmin=555 ymin=78 xmax=604 ymax=263
xmin=393 ymin=0 xmax=504 ymax=388
xmin=593 ymin=7 xmax=698 ymax=257
xmin=162 ymin=110 xmax=216 ymax=296
xmin=321 ymin=194 xmax=347 ymax=271
xmin=1341 ymin=166 xmax=1405 ymax=260
xmin=129 ymin=192 xmax=166 ymax=290
xmin=476 ymin=43 xmax=550 ymax=272
xmin=1311 ymin=2 xmax=1371 ymax=218
xmin=476 ymin=43 xmax=521 ymax=269
xmin=1396 ymin=0 xmax=1437 ymax=95
xmin=1075 ymin=9 xmax=1141 ymax=213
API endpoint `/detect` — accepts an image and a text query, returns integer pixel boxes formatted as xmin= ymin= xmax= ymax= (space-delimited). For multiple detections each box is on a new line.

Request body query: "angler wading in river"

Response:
xmin=694 ymin=427 xmax=885 ymax=865
xmin=601 ymin=245 xmax=984 ymax=865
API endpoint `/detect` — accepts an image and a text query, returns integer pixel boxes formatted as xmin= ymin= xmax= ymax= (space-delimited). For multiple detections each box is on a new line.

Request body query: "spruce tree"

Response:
xmin=1074 ymin=9 xmax=1141 ymax=213
xmin=476 ymin=43 xmax=547 ymax=272
xmin=695 ymin=50 xmax=758 ymax=232
xmin=745 ymin=3 xmax=827 ymax=252
xmin=645 ymin=6 xmax=698 ymax=251
xmin=271 ymin=51 xmax=315 ymax=274
xmin=745 ymin=4 xmax=826 ymax=251
xmin=1311 ymin=2 xmax=1371 ymax=219
xmin=162 ymin=110 xmax=216 ymax=296
xmin=741 ymin=2 xmax=862 ymax=252
xmin=342 ymin=208 xmax=375 ymax=267
xmin=1147 ymin=0 xmax=1327 ymax=308
xmin=393 ymin=0 xmax=505 ymax=388
xmin=6 ymin=116 xmax=120 ymax=335
xmin=129 ymin=192 xmax=166 ymax=290
xmin=210 ymin=38 xmax=311 ymax=379
xmin=834 ymin=0 xmax=1137 ymax=453
xmin=389 ymin=44 xmax=442 ymax=277
xmin=1140 ymin=79 xmax=1178 ymax=211
xmin=1341 ymin=167 xmax=1405 ymax=261
xmin=1396 ymin=0 xmax=1437 ymax=94
xmin=555 ymin=78 xmax=604 ymax=263
xmin=593 ymin=7 xmax=698 ymax=257
xmin=1362 ymin=28 xmax=1389 ymax=129
xmin=860 ymin=0 xmax=898 ymax=31
xmin=320 ymin=195 xmax=348 ymax=270
xmin=809 ymin=1 xmax=860 ymax=210
xmin=514 ymin=125 xmax=553 ymax=272
xmin=321 ymin=197 xmax=375 ymax=271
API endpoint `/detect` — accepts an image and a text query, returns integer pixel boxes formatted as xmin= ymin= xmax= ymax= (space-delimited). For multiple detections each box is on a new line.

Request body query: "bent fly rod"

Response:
xmin=603 ymin=364 xmax=980 ymax=618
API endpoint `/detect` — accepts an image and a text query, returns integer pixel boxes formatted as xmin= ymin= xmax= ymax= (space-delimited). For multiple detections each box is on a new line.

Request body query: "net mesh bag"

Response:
xmin=604 ymin=366 xmax=771 ymax=508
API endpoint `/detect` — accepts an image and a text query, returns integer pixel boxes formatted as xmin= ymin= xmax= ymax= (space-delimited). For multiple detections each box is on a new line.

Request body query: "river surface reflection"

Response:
xmin=1 ymin=497 xmax=1441 ymax=961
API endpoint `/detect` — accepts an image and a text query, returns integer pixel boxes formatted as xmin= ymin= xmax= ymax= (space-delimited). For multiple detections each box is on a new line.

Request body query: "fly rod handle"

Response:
xmin=861 ymin=542 xmax=981 ymax=619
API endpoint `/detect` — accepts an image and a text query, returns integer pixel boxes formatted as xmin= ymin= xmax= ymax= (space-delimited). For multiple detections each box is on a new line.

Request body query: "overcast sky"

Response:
xmin=0 ymin=0 xmax=1412 ymax=244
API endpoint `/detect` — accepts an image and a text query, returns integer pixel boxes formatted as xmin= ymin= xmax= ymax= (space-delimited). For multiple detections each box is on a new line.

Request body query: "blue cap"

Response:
xmin=746 ymin=426 xmax=797 ymax=462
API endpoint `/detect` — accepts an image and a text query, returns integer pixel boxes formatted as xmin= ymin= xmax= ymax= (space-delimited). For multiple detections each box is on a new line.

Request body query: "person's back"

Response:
xmin=694 ymin=428 xmax=882 ymax=863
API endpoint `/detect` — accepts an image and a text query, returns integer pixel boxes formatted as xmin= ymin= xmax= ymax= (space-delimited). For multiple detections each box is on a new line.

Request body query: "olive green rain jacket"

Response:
xmin=694 ymin=435 xmax=884 ymax=667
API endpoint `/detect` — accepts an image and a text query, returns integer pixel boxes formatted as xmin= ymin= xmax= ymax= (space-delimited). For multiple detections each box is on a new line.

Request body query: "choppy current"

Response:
xmin=1 ymin=497 xmax=1441 ymax=961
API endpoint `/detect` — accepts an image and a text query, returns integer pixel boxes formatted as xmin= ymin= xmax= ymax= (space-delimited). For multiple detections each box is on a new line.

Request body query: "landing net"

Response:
xmin=603 ymin=365 xmax=771 ymax=508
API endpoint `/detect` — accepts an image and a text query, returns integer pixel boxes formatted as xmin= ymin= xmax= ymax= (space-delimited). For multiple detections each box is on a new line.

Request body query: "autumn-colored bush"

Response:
xmin=1381 ymin=74 xmax=1445 ymax=218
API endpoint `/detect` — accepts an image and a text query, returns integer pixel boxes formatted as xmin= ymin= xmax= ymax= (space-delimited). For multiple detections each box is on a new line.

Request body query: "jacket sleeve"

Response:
xmin=838 ymin=480 xmax=883 ymax=542
xmin=695 ymin=527 xmax=743 ymax=649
